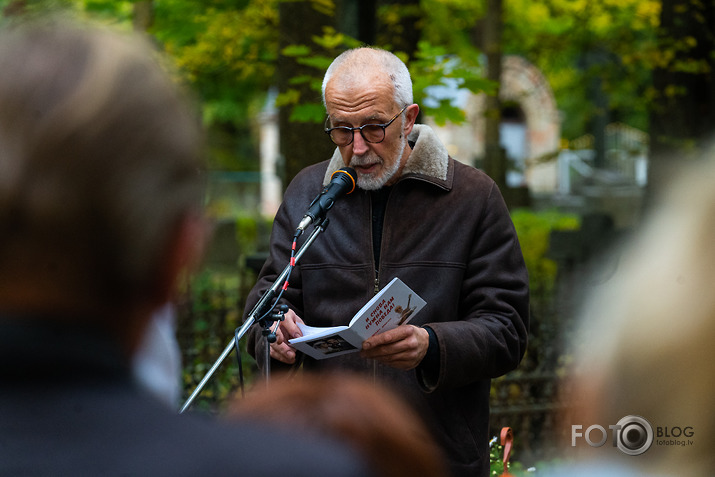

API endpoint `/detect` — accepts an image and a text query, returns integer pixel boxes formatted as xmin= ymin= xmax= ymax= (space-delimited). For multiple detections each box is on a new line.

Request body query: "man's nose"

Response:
xmin=351 ymin=130 xmax=369 ymax=156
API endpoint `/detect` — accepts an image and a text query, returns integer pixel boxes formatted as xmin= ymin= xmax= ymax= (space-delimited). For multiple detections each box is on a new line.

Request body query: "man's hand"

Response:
xmin=268 ymin=309 xmax=304 ymax=364
xmin=360 ymin=325 xmax=430 ymax=370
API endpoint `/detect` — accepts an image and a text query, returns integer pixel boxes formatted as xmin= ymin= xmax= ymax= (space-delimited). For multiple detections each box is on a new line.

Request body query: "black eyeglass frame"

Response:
xmin=324 ymin=105 xmax=409 ymax=146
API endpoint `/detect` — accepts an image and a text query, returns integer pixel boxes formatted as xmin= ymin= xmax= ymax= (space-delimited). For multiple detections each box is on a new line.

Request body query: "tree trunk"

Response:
xmin=374 ymin=0 xmax=422 ymax=60
xmin=277 ymin=1 xmax=336 ymax=188
xmin=483 ymin=0 xmax=506 ymax=190
xmin=336 ymin=0 xmax=376 ymax=45
xmin=133 ymin=1 xmax=154 ymax=32
xmin=337 ymin=0 xmax=420 ymax=118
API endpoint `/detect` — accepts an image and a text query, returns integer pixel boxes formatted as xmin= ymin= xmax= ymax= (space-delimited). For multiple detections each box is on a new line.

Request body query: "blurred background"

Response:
xmin=2 ymin=0 xmax=712 ymax=471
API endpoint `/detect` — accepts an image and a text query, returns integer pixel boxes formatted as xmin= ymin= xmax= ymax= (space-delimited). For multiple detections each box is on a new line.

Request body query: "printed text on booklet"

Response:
xmin=288 ymin=277 xmax=426 ymax=360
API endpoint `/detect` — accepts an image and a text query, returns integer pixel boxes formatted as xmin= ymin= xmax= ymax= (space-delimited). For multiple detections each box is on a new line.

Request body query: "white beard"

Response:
xmin=350 ymin=133 xmax=407 ymax=191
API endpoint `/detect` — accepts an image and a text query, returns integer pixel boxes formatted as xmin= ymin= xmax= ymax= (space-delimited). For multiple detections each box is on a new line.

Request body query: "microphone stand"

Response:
xmin=179 ymin=220 xmax=329 ymax=414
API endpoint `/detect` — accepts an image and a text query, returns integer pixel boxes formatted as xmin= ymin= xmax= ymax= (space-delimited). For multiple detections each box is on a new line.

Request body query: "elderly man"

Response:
xmin=0 ymin=21 xmax=371 ymax=477
xmin=247 ymin=47 xmax=529 ymax=476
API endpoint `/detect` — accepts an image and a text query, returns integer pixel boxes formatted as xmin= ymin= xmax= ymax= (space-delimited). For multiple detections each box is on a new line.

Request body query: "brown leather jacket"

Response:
xmin=246 ymin=125 xmax=529 ymax=477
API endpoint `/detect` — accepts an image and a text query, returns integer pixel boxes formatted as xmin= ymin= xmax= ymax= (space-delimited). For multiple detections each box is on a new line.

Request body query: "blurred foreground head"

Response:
xmin=569 ymin=156 xmax=715 ymax=475
xmin=231 ymin=373 xmax=449 ymax=477
xmin=0 ymin=21 xmax=204 ymax=333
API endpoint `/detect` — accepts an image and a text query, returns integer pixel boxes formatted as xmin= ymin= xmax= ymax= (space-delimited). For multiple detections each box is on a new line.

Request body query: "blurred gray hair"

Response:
xmin=0 ymin=21 xmax=204 ymax=304
xmin=571 ymin=156 xmax=715 ymax=475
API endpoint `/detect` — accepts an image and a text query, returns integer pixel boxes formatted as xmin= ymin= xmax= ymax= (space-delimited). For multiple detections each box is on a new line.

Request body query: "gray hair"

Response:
xmin=0 ymin=21 xmax=204 ymax=304
xmin=322 ymin=47 xmax=413 ymax=108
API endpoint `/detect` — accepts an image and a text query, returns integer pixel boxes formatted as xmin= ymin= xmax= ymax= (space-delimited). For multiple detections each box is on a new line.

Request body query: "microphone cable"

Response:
xmin=235 ymin=230 xmax=300 ymax=396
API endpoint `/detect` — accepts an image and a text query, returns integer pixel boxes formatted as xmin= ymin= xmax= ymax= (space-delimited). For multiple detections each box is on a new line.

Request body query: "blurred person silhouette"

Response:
xmin=0 ymin=19 xmax=372 ymax=477
xmin=230 ymin=372 xmax=449 ymax=477
xmin=557 ymin=156 xmax=715 ymax=476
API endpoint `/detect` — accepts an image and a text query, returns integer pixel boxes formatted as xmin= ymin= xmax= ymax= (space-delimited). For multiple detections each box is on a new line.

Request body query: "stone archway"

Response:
xmin=426 ymin=55 xmax=561 ymax=192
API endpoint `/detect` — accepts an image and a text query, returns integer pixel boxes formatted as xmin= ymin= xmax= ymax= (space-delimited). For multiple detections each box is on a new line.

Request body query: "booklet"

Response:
xmin=288 ymin=277 xmax=427 ymax=360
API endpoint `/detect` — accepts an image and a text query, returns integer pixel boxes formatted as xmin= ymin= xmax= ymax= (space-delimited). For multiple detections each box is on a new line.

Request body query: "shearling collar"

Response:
xmin=322 ymin=124 xmax=451 ymax=190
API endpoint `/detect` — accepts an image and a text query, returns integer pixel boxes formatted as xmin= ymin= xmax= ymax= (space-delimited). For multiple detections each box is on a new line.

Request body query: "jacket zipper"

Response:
xmin=370 ymin=185 xmax=394 ymax=382
xmin=369 ymin=192 xmax=379 ymax=383
xmin=370 ymin=190 xmax=380 ymax=296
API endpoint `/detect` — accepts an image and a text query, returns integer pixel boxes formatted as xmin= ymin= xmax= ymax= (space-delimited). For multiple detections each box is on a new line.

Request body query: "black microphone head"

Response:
xmin=296 ymin=167 xmax=357 ymax=232
xmin=330 ymin=167 xmax=357 ymax=195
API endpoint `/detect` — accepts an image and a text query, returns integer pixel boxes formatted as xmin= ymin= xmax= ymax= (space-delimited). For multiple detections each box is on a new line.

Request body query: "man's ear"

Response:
xmin=155 ymin=211 xmax=210 ymax=304
xmin=403 ymin=103 xmax=420 ymax=137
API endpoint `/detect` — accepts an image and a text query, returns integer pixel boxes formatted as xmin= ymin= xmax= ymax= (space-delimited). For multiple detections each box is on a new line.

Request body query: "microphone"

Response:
xmin=296 ymin=167 xmax=357 ymax=232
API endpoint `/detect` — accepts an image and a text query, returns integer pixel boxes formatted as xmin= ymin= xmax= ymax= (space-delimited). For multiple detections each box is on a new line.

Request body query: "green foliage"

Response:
xmin=235 ymin=213 xmax=273 ymax=256
xmin=307 ymin=0 xmax=334 ymax=17
xmin=274 ymin=26 xmax=361 ymax=123
xmin=153 ymin=0 xmax=279 ymax=127
xmin=179 ymin=213 xmax=273 ymax=413
xmin=179 ymin=268 xmax=252 ymax=413
xmin=0 ymin=0 xmax=133 ymax=24
xmin=488 ymin=435 xmax=529 ymax=476
xmin=149 ymin=0 xmax=280 ymax=170
xmin=410 ymin=39 xmax=496 ymax=126
xmin=290 ymin=102 xmax=327 ymax=122
xmin=511 ymin=208 xmax=580 ymax=295
xmin=6 ymin=0 xmax=712 ymax=159
xmin=419 ymin=0 xmax=486 ymax=53
xmin=80 ymin=0 xmax=133 ymax=22
xmin=274 ymin=34 xmax=335 ymax=122
xmin=502 ymin=0 xmax=661 ymax=138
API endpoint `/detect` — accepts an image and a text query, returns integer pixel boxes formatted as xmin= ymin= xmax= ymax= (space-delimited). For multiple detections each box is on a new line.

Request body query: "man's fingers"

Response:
xmin=363 ymin=325 xmax=411 ymax=349
xmin=360 ymin=326 xmax=429 ymax=370
xmin=269 ymin=341 xmax=296 ymax=364
xmin=274 ymin=325 xmax=286 ymax=345
xmin=265 ymin=308 xmax=302 ymax=364
xmin=279 ymin=309 xmax=304 ymax=340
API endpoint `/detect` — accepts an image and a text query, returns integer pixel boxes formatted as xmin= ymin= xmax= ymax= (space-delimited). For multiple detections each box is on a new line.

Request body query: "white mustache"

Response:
xmin=350 ymin=154 xmax=382 ymax=168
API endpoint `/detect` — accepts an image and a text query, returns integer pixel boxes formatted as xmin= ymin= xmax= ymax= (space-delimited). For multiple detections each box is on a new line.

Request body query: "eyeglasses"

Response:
xmin=324 ymin=105 xmax=408 ymax=147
